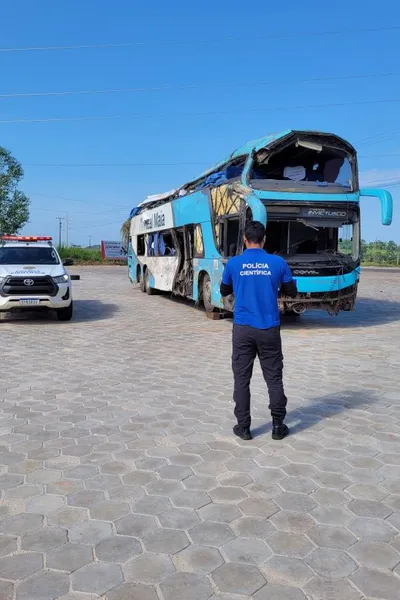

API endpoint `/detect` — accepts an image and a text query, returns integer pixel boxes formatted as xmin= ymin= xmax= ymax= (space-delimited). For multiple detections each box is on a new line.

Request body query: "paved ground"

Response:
xmin=0 ymin=267 xmax=400 ymax=600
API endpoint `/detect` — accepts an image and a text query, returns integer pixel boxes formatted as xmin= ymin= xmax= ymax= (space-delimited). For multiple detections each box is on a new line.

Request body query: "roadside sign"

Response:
xmin=101 ymin=241 xmax=127 ymax=260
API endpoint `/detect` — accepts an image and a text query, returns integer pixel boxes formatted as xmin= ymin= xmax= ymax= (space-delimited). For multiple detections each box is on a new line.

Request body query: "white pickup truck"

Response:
xmin=0 ymin=236 xmax=77 ymax=321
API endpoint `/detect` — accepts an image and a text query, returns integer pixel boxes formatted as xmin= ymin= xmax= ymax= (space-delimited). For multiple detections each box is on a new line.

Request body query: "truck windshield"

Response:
xmin=0 ymin=247 xmax=60 ymax=265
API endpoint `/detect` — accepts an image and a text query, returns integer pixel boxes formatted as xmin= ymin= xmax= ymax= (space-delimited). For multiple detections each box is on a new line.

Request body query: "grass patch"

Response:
xmin=58 ymin=247 xmax=126 ymax=265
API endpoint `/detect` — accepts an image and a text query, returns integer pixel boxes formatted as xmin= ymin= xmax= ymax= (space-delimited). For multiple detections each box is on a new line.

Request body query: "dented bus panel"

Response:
xmin=127 ymin=130 xmax=393 ymax=316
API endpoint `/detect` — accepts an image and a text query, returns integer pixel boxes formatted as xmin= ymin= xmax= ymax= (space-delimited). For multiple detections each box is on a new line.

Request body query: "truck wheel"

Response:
xmin=202 ymin=274 xmax=214 ymax=312
xmin=144 ymin=269 xmax=155 ymax=295
xmin=57 ymin=301 xmax=73 ymax=321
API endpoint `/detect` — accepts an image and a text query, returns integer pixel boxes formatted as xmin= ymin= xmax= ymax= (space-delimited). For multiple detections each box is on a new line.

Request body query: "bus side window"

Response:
xmin=137 ymin=235 xmax=145 ymax=256
xmin=194 ymin=225 xmax=204 ymax=258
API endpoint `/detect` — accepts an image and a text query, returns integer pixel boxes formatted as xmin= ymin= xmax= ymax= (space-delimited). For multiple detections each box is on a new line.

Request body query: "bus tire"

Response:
xmin=202 ymin=273 xmax=214 ymax=312
xmin=144 ymin=269 xmax=155 ymax=295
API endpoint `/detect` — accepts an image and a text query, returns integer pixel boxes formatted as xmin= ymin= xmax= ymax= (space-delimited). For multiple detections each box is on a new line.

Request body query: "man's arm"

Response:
xmin=280 ymin=260 xmax=297 ymax=298
xmin=220 ymin=262 xmax=233 ymax=297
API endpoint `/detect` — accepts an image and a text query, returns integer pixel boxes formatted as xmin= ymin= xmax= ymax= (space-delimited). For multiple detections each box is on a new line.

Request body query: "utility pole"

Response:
xmin=65 ymin=212 xmax=69 ymax=248
xmin=56 ymin=217 xmax=64 ymax=248
xmin=88 ymin=235 xmax=92 ymax=248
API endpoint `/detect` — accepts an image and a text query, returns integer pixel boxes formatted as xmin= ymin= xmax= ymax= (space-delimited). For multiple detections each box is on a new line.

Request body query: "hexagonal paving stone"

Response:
xmin=346 ymin=484 xmax=387 ymax=501
xmin=171 ymin=490 xmax=211 ymax=510
xmin=348 ymin=517 xmax=398 ymax=542
xmin=351 ymin=567 xmax=400 ymax=600
xmin=0 ymin=580 xmax=13 ymax=600
xmin=70 ymin=519 xmax=113 ymax=545
xmin=132 ymin=495 xmax=172 ymax=515
xmin=183 ymin=475 xmax=217 ymax=491
xmin=0 ymin=552 xmax=43 ymax=580
xmin=279 ymin=477 xmax=318 ymax=495
xmin=115 ymin=513 xmax=159 ymax=537
xmin=238 ymin=498 xmax=279 ymax=518
xmin=0 ymin=534 xmax=18 ymax=557
xmin=47 ymin=542 xmax=93 ymax=572
xmin=271 ymin=511 xmax=316 ymax=534
xmin=124 ymin=553 xmax=175 ymax=584
xmin=305 ymin=548 xmax=357 ymax=579
xmin=160 ymin=572 xmax=213 ymax=600
xmin=90 ymin=501 xmax=131 ymax=522
xmin=311 ymin=488 xmax=351 ymax=506
xmin=311 ymin=505 xmax=354 ymax=526
xmin=0 ymin=474 xmax=24 ymax=489
xmin=16 ymin=570 xmax=70 ymax=600
xmin=261 ymin=556 xmax=313 ymax=587
xmin=143 ymin=528 xmax=190 ymax=554
xmin=222 ymin=536 xmax=271 ymax=564
xmin=96 ymin=535 xmax=142 ymax=563
xmin=208 ymin=487 xmax=248 ymax=504
xmin=123 ymin=470 xmax=158 ymax=485
xmin=174 ymin=545 xmax=224 ymax=575
xmin=348 ymin=540 xmax=400 ymax=569
xmin=105 ymin=582 xmax=159 ymax=600
xmin=64 ymin=464 xmax=99 ymax=479
xmin=158 ymin=465 xmax=194 ymax=480
xmin=304 ymin=576 xmax=362 ymax=600
xmin=85 ymin=474 xmax=122 ymax=490
xmin=67 ymin=489 xmax=106 ymax=507
xmin=0 ymin=513 xmax=43 ymax=535
xmin=212 ymin=562 xmax=266 ymax=595
xmin=22 ymin=526 xmax=67 ymax=551
xmin=47 ymin=506 xmax=88 ymax=527
xmin=307 ymin=525 xmax=357 ymax=550
xmin=189 ymin=522 xmax=234 ymax=547
xmin=348 ymin=499 xmax=393 ymax=519
xmin=6 ymin=483 xmax=43 ymax=501
xmin=26 ymin=494 xmax=65 ymax=515
xmin=274 ymin=493 xmax=318 ymax=514
xmin=146 ymin=480 xmax=183 ymax=497
xmin=46 ymin=479 xmax=83 ymax=496
xmin=232 ymin=516 xmax=276 ymax=539
xmin=72 ymin=562 xmax=124 ymax=595
xmin=267 ymin=531 xmax=314 ymax=558
xmin=253 ymin=584 xmax=308 ymax=600
xmin=199 ymin=504 xmax=241 ymax=523
xmin=159 ymin=508 xmax=200 ymax=529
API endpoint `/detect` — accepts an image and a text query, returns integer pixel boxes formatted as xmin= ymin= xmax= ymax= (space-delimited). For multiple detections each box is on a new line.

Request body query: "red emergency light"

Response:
xmin=1 ymin=236 xmax=52 ymax=242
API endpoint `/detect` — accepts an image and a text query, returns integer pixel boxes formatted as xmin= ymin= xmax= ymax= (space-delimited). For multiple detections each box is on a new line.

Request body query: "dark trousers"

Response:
xmin=232 ymin=324 xmax=287 ymax=429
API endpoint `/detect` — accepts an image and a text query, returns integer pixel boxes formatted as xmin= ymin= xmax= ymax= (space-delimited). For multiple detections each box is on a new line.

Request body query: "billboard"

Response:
xmin=100 ymin=241 xmax=127 ymax=260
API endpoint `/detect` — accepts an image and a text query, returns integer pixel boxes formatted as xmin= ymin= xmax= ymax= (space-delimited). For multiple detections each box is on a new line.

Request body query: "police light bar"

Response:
xmin=1 ymin=236 xmax=53 ymax=241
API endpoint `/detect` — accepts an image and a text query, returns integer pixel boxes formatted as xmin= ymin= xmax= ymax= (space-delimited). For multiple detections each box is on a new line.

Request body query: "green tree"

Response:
xmin=0 ymin=146 xmax=30 ymax=236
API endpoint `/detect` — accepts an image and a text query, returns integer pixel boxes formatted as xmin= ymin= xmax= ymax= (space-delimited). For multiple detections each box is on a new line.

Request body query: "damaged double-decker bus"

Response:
xmin=127 ymin=130 xmax=393 ymax=315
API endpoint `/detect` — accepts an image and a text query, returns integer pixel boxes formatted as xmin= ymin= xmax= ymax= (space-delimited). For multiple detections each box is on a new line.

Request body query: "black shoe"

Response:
xmin=272 ymin=417 xmax=289 ymax=440
xmin=233 ymin=425 xmax=252 ymax=441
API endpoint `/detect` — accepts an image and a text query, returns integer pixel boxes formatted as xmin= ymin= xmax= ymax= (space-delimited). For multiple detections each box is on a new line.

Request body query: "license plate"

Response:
xmin=19 ymin=299 xmax=40 ymax=306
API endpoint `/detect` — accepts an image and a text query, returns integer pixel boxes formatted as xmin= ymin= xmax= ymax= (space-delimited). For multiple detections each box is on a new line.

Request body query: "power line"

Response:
xmin=2 ymin=71 xmax=400 ymax=99
xmin=19 ymin=152 xmax=400 ymax=169
xmin=1 ymin=25 xmax=399 ymax=53
xmin=4 ymin=97 xmax=400 ymax=125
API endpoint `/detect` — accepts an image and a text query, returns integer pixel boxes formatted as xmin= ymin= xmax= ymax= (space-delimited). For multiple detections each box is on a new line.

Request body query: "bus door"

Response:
xmin=172 ymin=226 xmax=194 ymax=297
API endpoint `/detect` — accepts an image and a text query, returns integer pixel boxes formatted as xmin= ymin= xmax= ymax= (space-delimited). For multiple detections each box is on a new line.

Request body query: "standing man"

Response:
xmin=220 ymin=221 xmax=297 ymax=441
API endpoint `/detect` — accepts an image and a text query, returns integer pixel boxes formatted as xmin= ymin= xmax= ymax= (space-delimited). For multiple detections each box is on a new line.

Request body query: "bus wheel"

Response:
xmin=144 ymin=269 xmax=155 ymax=295
xmin=202 ymin=274 xmax=214 ymax=312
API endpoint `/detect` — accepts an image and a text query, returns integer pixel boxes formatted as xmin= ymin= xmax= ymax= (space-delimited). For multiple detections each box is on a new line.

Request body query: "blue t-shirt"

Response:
xmin=221 ymin=248 xmax=293 ymax=329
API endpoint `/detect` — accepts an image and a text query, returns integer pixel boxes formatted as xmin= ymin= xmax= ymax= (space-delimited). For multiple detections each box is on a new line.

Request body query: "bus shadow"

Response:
xmin=251 ymin=390 xmax=378 ymax=438
xmin=156 ymin=292 xmax=400 ymax=328
xmin=281 ymin=297 xmax=400 ymax=329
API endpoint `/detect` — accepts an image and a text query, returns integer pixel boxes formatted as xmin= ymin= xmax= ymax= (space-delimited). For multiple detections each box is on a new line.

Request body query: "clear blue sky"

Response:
xmin=1 ymin=0 xmax=399 ymax=245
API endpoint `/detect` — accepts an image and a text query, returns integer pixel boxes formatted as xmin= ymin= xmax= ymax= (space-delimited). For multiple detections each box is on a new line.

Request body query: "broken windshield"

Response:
xmin=250 ymin=135 xmax=355 ymax=193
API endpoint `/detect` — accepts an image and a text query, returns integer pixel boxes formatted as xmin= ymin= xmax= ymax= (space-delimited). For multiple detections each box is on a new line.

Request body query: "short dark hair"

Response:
xmin=244 ymin=220 xmax=265 ymax=244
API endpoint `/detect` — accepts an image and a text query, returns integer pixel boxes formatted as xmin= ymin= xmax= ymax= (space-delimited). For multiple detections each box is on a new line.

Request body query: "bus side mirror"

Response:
xmin=360 ymin=188 xmax=393 ymax=226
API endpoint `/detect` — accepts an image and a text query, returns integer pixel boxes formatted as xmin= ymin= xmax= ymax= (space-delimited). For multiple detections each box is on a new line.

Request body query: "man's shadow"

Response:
xmin=251 ymin=390 xmax=378 ymax=438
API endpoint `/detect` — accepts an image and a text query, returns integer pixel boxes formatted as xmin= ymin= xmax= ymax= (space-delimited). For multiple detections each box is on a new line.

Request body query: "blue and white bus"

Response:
xmin=127 ymin=130 xmax=393 ymax=315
